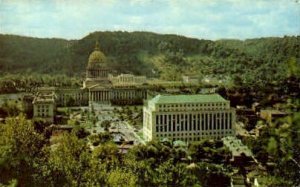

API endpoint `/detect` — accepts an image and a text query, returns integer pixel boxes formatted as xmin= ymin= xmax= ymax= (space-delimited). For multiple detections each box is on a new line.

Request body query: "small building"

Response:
xmin=143 ymin=94 xmax=236 ymax=142
xmin=222 ymin=136 xmax=254 ymax=165
xmin=182 ymin=75 xmax=199 ymax=84
xmin=251 ymin=102 xmax=261 ymax=113
xmin=33 ymin=90 xmax=56 ymax=123
xmin=260 ymin=109 xmax=288 ymax=124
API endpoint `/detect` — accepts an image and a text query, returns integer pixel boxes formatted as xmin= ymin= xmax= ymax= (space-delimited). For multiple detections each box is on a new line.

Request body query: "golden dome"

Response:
xmin=88 ymin=41 xmax=107 ymax=68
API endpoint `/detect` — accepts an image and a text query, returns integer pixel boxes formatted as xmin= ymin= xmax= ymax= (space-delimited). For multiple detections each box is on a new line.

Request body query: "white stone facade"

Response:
xmin=143 ymin=94 xmax=236 ymax=142
xmin=109 ymin=74 xmax=146 ymax=86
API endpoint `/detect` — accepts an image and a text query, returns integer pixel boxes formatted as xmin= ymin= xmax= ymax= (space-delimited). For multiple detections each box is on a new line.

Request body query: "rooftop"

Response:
xmin=33 ymin=97 xmax=55 ymax=104
xmin=260 ymin=109 xmax=287 ymax=115
xmin=222 ymin=136 xmax=253 ymax=157
xmin=32 ymin=92 xmax=56 ymax=104
xmin=150 ymin=94 xmax=227 ymax=104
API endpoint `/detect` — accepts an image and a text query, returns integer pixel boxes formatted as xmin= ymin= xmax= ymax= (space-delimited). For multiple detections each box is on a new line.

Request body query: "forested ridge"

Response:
xmin=0 ymin=31 xmax=299 ymax=80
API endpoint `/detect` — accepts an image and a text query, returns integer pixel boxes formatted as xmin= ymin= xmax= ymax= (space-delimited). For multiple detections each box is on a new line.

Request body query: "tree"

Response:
xmin=287 ymin=57 xmax=300 ymax=78
xmin=88 ymin=132 xmax=112 ymax=146
xmin=92 ymin=142 xmax=120 ymax=167
xmin=32 ymin=118 xmax=50 ymax=134
xmin=193 ymin=162 xmax=231 ymax=187
xmin=233 ymin=74 xmax=243 ymax=87
xmin=250 ymin=102 xmax=300 ymax=186
xmin=0 ymin=114 xmax=46 ymax=186
xmin=72 ymin=126 xmax=90 ymax=139
xmin=101 ymin=120 xmax=111 ymax=131
xmin=189 ymin=139 xmax=231 ymax=164
xmin=47 ymin=132 xmax=90 ymax=186
xmin=67 ymin=118 xmax=80 ymax=126
xmin=154 ymin=159 xmax=187 ymax=186
xmin=107 ymin=168 xmax=137 ymax=187
xmin=0 ymin=100 xmax=23 ymax=117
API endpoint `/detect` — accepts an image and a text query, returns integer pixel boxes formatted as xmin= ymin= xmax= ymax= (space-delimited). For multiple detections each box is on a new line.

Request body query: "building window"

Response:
xmin=213 ymin=114 xmax=216 ymax=130
xmin=164 ymin=115 xmax=167 ymax=124
xmin=229 ymin=113 xmax=232 ymax=129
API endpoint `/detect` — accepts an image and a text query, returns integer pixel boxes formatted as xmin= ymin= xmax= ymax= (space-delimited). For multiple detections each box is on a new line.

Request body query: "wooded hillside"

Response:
xmin=0 ymin=32 xmax=299 ymax=83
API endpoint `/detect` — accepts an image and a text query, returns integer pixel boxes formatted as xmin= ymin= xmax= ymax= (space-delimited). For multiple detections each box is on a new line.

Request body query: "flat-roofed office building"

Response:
xmin=143 ymin=94 xmax=236 ymax=142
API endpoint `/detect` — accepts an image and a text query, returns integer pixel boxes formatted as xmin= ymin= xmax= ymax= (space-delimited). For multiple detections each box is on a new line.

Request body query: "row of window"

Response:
xmin=61 ymin=94 xmax=85 ymax=100
xmin=37 ymin=105 xmax=50 ymax=109
xmin=89 ymin=92 xmax=146 ymax=100
xmin=158 ymin=107 xmax=226 ymax=112
xmin=156 ymin=133 xmax=232 ymax=141
xmin=89 ymin=70 xmax=108 ymax=77
xmin=91 ymin=92 xmax=110 ymax=101
xmin=156 ymin=131 xmax=232 ymax=137
xmin=36 ymin=112 xmax=51 ymax=117
xmin=159 ymin=102 xmax=227 ymax=108
xmin=37 ymin=109 xmax=49 ymax=113
xmin=112 ymin=78 xmax=145 ymax=82
xmin=113 ymin=92 xmax=141 ymax=99
xmin=155 ymin=113 xmax=233 ymax=133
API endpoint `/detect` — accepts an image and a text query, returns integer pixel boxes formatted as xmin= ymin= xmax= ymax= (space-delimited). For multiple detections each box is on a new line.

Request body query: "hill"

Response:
xmin=0 ymin=31 xmax=299 ymax=84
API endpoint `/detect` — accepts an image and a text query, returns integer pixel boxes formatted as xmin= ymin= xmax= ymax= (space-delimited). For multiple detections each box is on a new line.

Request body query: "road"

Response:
xmin=86 ymin=103 xmax=145 ymax=144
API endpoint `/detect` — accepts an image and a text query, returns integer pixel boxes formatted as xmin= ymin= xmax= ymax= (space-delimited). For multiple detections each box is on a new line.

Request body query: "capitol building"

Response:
xmin=83 ymin=41 xmax=147 ymax=105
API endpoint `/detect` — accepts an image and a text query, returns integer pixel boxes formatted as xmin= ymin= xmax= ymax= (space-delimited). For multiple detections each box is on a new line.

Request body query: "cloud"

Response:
xmin=0 ymin=0 xmax=299 ymax=39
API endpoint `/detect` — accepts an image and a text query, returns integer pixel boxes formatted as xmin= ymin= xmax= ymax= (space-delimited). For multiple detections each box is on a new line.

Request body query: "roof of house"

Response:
xmin=222 ymin=136 xmax=253 ymax=157
xmin=150 ymin=94 xmax=227 ymax=104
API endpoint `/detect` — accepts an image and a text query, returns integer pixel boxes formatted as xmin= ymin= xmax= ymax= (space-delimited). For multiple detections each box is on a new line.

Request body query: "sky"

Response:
xmin=0 ymin=0 xmax=299 ymax=40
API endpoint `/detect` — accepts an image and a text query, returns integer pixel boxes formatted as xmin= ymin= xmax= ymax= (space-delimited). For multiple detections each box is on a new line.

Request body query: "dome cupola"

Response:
xmin=87 ymin=41 xmax=107 ymax=68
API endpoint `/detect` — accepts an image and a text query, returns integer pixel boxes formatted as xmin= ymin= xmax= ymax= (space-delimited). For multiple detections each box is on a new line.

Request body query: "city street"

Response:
xmin=87 ymin=103 xmax=145 ymax=144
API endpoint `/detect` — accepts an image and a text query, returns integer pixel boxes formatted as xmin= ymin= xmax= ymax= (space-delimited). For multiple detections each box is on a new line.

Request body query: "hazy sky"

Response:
xmin=0 ymin=0 xmax=299 ymax=40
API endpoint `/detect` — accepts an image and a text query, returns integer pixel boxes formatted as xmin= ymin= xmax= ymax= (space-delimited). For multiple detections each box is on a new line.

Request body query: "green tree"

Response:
xmin=88 ymin=132 xmax=112 ymax=146
xmin=287 ymin=57 xmax=300 ymax=78
xmin=101 ymin=120 xmax=111 ymax=131
xmin=0 ymin=115 xmax=46 ymax=186
xmin=0 ymin=100 xmax=23 ymax=117
xmin=47 ymin=132 xmax=90 ymax=186
xmin=107 ymin=168 xmax=137 ymax=187
xmin=154 ymin=159 xmax=187 ymax=186
xmin=92 ymin=142 xmax=120 ymax=167
xmin=72 ymin=126 xmax=90 ymax=139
